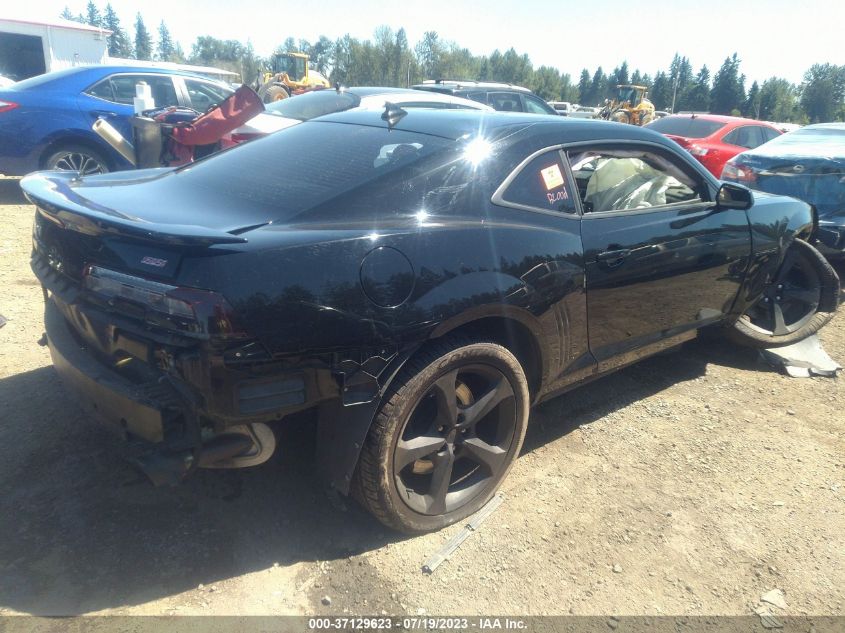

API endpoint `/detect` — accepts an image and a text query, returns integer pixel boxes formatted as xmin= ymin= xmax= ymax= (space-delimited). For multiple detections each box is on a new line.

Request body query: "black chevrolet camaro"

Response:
xmin=23 ymin=109 xmax=839 ymax=532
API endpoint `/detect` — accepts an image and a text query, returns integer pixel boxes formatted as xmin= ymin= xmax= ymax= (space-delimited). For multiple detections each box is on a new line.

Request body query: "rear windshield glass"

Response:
xmin=9 ymin=67 xmax=82 ymax=90
xmin=173 ymin=121 xmax=459 ymax=221
xmin=646 ymin=117 xmax=725 ymax=138
xmin=264 ymin=90 xmax=361 ymax=121
xmin=787 ymin=127 xmax=845 ymax=141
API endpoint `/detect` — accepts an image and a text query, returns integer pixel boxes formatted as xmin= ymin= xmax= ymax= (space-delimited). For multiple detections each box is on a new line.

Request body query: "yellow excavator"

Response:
xmin=598 ymin=84 xmax=655 ymax=126
xmin=257 ymin=52 xmax=331 ymax=103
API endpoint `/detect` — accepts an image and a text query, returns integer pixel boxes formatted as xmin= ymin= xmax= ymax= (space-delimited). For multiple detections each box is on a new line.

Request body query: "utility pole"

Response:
xmin=671 ymin=73 xmax=679 ymax=113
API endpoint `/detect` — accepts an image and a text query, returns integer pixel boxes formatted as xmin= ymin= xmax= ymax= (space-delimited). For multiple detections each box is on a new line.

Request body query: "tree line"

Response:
xmin=63 ymin=3 xmax=845 ymax=123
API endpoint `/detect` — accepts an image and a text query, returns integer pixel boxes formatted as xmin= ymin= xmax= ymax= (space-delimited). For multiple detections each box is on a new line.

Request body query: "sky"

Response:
xmin=27 ymin=0 xmax=845 ymax=85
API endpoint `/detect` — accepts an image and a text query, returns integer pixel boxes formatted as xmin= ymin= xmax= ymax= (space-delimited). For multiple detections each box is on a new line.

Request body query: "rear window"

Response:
xmin=647 ymin=117 xmax=725 ymax=138
xmin=173 ymin=121 xmax=461 ymax=221
xmin=9 ymin=67 xmax=83 ymax=90
xmin=264 ymin=90 xmax=361 ymax=121
xmin=788 ymin=127 xmax=845 ymax=141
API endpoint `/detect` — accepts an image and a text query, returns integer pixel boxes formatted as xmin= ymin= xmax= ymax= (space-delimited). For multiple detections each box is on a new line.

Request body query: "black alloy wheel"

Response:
xmin=353 ymin=339 xmax=529 ymax=533
xmin=394 ymin=364 xmax=516 ymax=516
xmin=729 ymin=239 xmax=839 ymax=348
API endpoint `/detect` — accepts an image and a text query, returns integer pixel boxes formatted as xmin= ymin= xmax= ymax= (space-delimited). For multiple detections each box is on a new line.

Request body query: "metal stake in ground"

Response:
xmin=421 ymin=493 xmax=504 ymax=575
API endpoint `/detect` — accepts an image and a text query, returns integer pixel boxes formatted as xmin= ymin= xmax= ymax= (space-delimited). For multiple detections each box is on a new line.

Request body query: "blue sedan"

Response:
xmin=0 ymin=65 xmax=234 ymax=176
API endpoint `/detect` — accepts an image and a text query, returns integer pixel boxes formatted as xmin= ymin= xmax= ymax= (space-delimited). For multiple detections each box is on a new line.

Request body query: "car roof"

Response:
xmin=663 ymin=113 xmax=775 ymax=127
xmin=313 ymin=107 xmax=677 ymax=149
xmin=412 ymin=80 xmax=532 ymax=93
xmin=9 ymin=64 xmax=227 ymax=91
xmin=344 ymin=86 xmax=418 ymax=97
xmin=356 ymin=90 xmax=492 ymax=111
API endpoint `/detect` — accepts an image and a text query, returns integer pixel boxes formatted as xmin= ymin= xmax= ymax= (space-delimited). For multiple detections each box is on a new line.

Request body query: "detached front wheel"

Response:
xmin=729 ymin=239 xmax=839 ymax=348
xmin=353 ymin=340 xmax=529 ymax=533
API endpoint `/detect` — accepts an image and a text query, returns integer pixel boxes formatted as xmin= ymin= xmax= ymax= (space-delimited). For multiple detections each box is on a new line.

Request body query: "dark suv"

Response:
xmin=412 ymin=80 xmax=557 ymax=115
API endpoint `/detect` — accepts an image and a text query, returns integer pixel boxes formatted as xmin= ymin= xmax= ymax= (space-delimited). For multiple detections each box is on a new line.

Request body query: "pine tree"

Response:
xmin=157 ymin=21 xmax=175 ymax=61
xmin=686 ymin=65 xmax=711 ymax=112
xmin=85 ymin=1 xmax=101 ymax=28
xmin=60 ymin=7 xmax=77 ymax=21
xmin=134 ymin=14 xmax=153 ymax=61
xmin=587 ymin=66 xmax=606 ymax=105
xmin=650 ymin=71 xmax=672 ymax=111
xmin=743 ymin=81 xmax=761 ymax=119
xmin=710 ymin=54 xmax=746 ymax=115
xmin=577 ymin=69 xmax=590 ymax=104
xmin=103 ymin=4 xmax=132 ymax=58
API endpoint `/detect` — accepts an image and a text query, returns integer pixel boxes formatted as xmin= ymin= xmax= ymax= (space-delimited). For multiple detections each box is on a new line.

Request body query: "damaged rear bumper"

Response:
xmin=45 ymin=297 xmax=172 ymax=443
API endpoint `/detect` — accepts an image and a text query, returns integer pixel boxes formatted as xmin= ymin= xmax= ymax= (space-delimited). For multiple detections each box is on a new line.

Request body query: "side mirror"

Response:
xmin=716 ymin=182 xmax=753 ymax=211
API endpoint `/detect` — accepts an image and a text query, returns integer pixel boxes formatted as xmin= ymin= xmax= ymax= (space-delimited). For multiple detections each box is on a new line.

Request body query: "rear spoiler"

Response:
xmin=20 ymin=171 xmax=247 ymax=246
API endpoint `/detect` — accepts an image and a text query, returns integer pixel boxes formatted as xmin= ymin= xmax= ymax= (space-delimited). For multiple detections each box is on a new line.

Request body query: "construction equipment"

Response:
xmin=257 ymin=52 xmax=330 ymax=103
xmin=598 ymin=84 xmax=655 ymax=126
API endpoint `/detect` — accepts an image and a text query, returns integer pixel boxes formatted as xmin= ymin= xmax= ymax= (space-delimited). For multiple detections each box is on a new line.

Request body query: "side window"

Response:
xmin=184 ymin=79 xmax=232 ymax=111
xmin=761 ymin=126 xmax=781 ymax=143
xmin=568 ymin=148 xmax=703 ymax=213
xmin=496 ymin=150 xmax=575 ymax=213
xmin=88 ymin=74 xmax=178 ymax=106
xmin=86 ymin=78 xmax=114 ymax=101
xmin=522 ymin=94 xmax=554 ymax=115
xmin=488 ymin=92 xmax=523 ymax=112
xmin=465 ymin=91 xmax=487 ymax=105
xmin=724 ymin=125 xmax=763 ymax=149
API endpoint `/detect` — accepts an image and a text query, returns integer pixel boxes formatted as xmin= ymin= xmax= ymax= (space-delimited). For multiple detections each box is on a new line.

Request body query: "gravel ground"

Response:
xmin=0 ymin=177 xmax=842 ymax=617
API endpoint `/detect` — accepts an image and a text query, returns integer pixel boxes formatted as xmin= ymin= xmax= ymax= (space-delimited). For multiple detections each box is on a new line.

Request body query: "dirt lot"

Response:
xmin=0 ymin=176 xmax=842 ymax=617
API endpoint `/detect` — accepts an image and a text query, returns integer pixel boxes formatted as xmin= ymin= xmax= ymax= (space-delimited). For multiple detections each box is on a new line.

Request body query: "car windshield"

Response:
xmin=265 ymin=90 xmax=361 ymax=121
xmin=173 ymin=121 xmax=462 ymax=222
xmin=647 ymin=117 xmax=726 ymax=138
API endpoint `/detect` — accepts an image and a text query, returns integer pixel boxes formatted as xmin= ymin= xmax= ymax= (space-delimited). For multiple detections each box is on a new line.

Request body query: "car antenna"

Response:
xmin=382 ymin=102 xmax=408 ymax=128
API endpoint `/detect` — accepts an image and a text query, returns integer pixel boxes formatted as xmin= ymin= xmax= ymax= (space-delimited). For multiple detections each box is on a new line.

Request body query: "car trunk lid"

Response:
xmin=22 ymin=169 xmax=265 ymax=286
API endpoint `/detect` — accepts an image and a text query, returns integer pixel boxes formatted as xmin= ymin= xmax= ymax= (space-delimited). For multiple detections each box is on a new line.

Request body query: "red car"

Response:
xmin=647 ymin=114 xmax=782 ymax=178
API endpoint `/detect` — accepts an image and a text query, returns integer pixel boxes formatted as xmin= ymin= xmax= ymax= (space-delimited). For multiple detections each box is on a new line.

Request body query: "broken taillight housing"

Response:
xmin=721 ymin=159 xmax=757 ymax=184
xmin=83 ymin=265 xmax=247 ymax=340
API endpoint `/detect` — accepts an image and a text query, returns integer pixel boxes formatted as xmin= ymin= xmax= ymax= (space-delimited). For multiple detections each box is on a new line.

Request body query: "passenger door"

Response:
xmin=723 ymin=125 xmax=765 ymax=151
xmin=83 ymin=73 xmax=180 ymax=140
xmin=521 ymin=93 xmax=557 ymax=115
xmin=487 ymin=91 xmax=524 ymax=112
xmin=570 ymin=144 xmax=752 ymax=369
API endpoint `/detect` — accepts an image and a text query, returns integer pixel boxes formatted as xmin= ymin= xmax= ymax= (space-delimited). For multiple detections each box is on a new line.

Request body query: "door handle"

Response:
xmin=93 ymin=110 xmax=119 ymax=118
xmin=596 ymin=248 xmax=631 ymax=264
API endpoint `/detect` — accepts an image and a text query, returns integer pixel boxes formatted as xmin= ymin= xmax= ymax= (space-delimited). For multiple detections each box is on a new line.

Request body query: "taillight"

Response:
xmin=83 ymin=265 xmax=247 ymax=340
xmin=688 ymin=145 xmax=709 ymax=157
xmin=721 ymin=159 xmax=757 ymax=184
xmin=0 ymin=100 xmax=19 ymax=114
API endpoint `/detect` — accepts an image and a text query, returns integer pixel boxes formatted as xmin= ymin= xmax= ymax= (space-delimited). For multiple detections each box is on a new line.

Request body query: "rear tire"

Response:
xmin=44 ymin=144 xmax=109 ymax=175
xmin=610 ymin=110 xmax=630 ymax=124
xmin=352 ymin=339 xmax=529 ymax=533
xmin=728 ymin=239 xmax=839 ymax=348
xmin=261 ymin=84 xmax=290 ymax=103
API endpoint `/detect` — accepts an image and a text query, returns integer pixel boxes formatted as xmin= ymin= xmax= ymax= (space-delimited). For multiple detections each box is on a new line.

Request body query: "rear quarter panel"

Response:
xmin=178 ymin=203 xmax=588 ymax=399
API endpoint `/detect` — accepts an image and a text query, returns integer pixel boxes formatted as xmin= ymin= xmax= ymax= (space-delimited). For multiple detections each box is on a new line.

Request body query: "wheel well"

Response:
xmin=429 ymin=317 xmax=543 ymax=398
xmin=39 ymin=136 xmax=113 ymax=170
